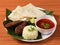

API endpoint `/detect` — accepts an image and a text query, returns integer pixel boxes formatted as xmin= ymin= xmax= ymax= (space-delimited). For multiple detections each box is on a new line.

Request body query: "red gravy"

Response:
xmin=36 ymin=19 xmax=55 ymax=29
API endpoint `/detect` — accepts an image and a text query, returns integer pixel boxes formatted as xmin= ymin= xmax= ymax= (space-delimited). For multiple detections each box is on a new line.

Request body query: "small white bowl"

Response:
xmin=35 ymin=15 xmax=56 ymax=34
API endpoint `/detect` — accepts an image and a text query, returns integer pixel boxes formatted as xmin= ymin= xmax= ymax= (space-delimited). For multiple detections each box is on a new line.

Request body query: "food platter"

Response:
xmin=3 ymin=3 xmax=57 ymax=42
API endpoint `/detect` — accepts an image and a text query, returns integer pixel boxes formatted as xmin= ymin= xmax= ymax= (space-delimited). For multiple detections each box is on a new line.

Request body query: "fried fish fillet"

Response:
xmin=5 ymin=21 xmax=22 ymax=27
xmin=15 ymin=21 xmax=27 ymax=34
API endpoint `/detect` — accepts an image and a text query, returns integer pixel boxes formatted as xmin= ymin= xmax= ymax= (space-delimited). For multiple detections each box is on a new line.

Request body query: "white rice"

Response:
xmin=22 ymin=25 xmax=38 ymax=40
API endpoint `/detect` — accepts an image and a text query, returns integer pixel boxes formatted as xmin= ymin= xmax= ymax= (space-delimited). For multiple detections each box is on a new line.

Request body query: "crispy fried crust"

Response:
xmin=5 ymin=21 xmax=22 ymax=27
xmin=15 ymin=21 xmax=27 ymax=34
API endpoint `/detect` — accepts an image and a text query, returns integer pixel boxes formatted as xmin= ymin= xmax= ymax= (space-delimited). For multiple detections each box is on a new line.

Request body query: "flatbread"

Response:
xmin=8 ymin=3 xmax=46 ymax=21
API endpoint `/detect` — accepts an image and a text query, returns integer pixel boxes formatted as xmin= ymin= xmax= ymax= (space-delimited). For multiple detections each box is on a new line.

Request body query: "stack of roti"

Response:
xmin=8 ymin=3 xmax=46 ymax=21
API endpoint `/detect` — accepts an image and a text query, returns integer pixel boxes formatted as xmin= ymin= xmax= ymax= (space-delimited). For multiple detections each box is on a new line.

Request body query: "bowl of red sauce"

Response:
xmin=35 ymin=15 xmax=56 ymax=34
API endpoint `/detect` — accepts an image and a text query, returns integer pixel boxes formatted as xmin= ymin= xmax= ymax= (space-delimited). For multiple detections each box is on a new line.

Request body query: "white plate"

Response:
xmin=4 ymin=7 xmax=57 ymax=42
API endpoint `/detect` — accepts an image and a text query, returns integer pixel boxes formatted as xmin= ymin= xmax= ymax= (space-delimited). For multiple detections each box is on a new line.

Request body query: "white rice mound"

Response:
xmin=22 ymin=25 xmax=38 ymax=40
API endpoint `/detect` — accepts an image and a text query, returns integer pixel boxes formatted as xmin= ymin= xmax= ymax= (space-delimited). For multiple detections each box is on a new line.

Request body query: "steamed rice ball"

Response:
xmin=22 ymin=25 xmax=38 ymax=40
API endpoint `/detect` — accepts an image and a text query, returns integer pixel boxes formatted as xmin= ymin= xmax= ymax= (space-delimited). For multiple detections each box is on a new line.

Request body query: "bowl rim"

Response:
xmin=35 ymin=17 xmax=56 ymax=30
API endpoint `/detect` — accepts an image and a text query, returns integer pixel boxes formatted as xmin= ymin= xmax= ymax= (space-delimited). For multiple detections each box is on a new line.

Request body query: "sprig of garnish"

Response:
xmin=28 ymin=26 xmax=35 ymax=32
xmin=41 ymin=22 xmax=50 ymax=29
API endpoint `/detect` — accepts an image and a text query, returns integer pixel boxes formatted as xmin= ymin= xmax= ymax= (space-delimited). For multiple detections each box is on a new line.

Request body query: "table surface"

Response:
xmin=0 ymin=0 xmax=60 ymax=45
